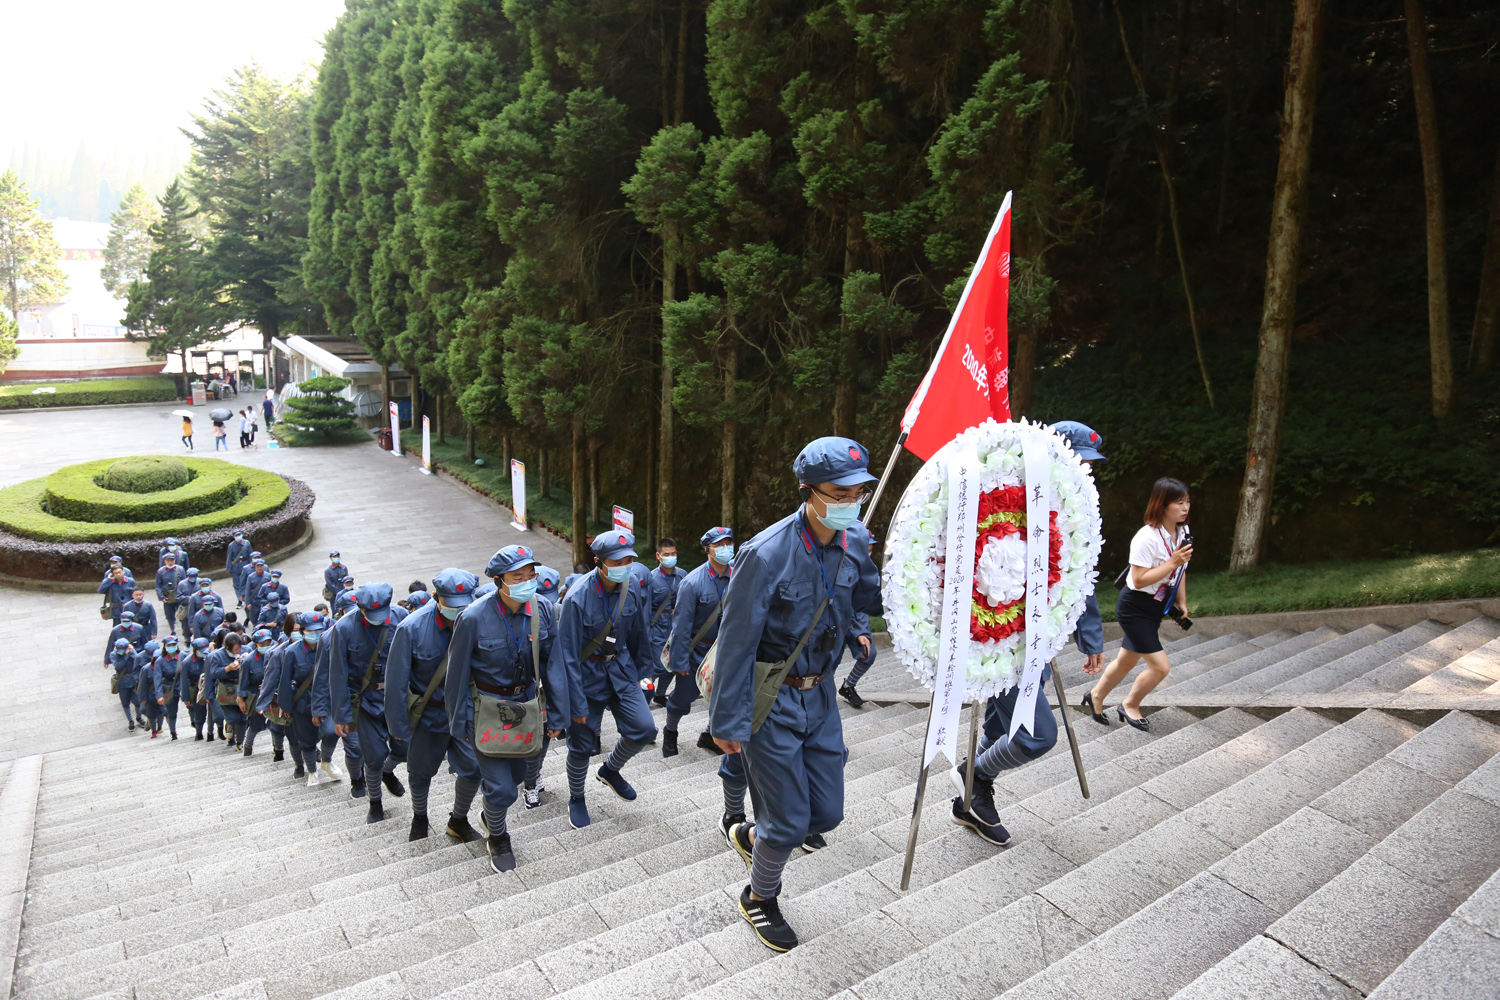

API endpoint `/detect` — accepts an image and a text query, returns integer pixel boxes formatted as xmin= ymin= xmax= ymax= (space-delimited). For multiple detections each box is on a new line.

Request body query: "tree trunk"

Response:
xmin=1471 ymin=144 xmax=1500 ymax=374
xmin=721 ymin=336 xmax=737 ymax=530
xmin=502 ymin=433 xmax=511 ymax=469
xmin=571 ymin=415 xmax=587 ymax=566
xmin=1228 ymin=0 xmax=1325 ymax=571
xmin=540 ymin=447 xmax=550 ymax=499
xmin=1405 ymin=0 xmax=1451 ymax=418
xmin=834 ymin=231 xmax=858 ymax=437
xmin=380 ymin=363 xmax=391 ymax=428
xmin=1215 ymin=1 xmax=1238 ymax=238
xmin=658 ymin=258 xmax=675 ymax=543
xmin=465 ymin=421 xmax=475 ymax=461
xmin=436 ymin=392 xmax=446 ymax=445
xmin=589 ymin=436 xmax=600 ymax=526
xmin=674 ymin=0 xmax=689 ymax=125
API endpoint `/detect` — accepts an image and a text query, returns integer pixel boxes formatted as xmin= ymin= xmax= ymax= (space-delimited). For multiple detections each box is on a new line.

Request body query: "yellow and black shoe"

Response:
xmin=738 ymin=886 xmax=798 ymax=952
xmin=729 ymin=821 xmax=755 ymax=868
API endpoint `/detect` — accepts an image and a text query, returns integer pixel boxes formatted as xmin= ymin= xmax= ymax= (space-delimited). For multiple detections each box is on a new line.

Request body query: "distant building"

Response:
xmin=4 ymin=220 xmax=161 ymax=381
xmin=270 ymin=334 xmax=410 ymax=426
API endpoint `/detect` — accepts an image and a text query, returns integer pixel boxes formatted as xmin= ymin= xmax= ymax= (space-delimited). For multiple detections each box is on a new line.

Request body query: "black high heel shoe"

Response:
xmin=1117 ymin=705 xmax=1150 ymax=732
xmin=1080 ymin=692 xmax=1109 ymax=726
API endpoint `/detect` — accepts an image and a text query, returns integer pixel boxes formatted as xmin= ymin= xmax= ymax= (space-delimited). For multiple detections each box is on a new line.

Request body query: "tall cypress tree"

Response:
xmin=123 ymin=179 xmax=216 ymax=375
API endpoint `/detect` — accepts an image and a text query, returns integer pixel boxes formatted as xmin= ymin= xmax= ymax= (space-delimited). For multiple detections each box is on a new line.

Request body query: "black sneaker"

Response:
xmin=409 ymin=813 xmax=429 ymax=841
xmin=729 ymin=822 xmax=755 ymax=868
xmin=662 ymin=729 xmax=679 ymax=758
xmin=950 ymin=775 xmax=1012 ymax=847
xmin=489 ymin=834 xmax=517 ymax=873
xmin=243 ymin=745 xmax=253 ymax=757
xmin=651 ymin=694 xmax=669 ymax=708
xmin=195 ymin=731 xmax=204 ymax=741
xmin=801 ymin=832 xmax=827 ymax=853
xmin=127 ymin=721 xmax=135 ymax=733
xmin=367 ymin=800 xmax=386 ymax=824
xmin=738 ymin=886 xmax=798 ymax=952
xmin=292 ymin=764 xmax=306 ymax=779
xmin=381 ymin=771 xmax=406 ymax=797
xmin=697 ymin=730 xmax=724 ymax=755
xmin=596 ymin=763 xmax=637 ymax=801
xmin=838 ymin=682 xmax=865 ymax=709
xmin=273 ymin=748 xmax=284 ymax=762
xmin=350 ymin=778 xmax=367 ymax=799
xmin=446 ymin=813 xmax=482 ymax=843
xmin=171 ymin=732 xmax=179 ymax=741
xmin=721 ymin=811 xmax=746 ymax=847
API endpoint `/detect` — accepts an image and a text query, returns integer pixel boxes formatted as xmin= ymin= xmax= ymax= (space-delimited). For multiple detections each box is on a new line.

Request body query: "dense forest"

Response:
xmin=114 ymin=0 xmax=1500 ymax=570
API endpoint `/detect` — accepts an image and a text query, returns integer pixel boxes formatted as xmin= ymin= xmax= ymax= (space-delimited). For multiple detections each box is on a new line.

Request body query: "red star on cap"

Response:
xmin=1089 ymin=431 xmax=1099 ymax=443
xmin=849 ymin=446 xmax=861 ymax=460
xmin=618 ymin=534 xmax=626 ymax=544
xmin=457 ymin=583 xmax=466 ymax=591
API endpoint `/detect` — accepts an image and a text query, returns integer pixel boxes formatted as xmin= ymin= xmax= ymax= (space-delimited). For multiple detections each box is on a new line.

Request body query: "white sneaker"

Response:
xmin=523 ymin=786 xmax=541 ymax=809
xmin=320 ymin=761 xmax=345 ymax=782
xmin=307 ymin=770 xmax=322 ymax=788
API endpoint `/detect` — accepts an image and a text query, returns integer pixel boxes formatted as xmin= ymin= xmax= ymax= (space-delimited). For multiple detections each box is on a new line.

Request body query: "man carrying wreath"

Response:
xmin=709 ymin=436 xmax=883 ymax=952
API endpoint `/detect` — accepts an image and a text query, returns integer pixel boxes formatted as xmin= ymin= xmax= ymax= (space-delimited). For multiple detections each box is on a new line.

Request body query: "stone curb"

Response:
xmin=0 ymin=517 xmax=318 ymax=594
xmin=0 ymin=399 xmax=187 ymax=415
xmin=0 ymin=755 xmax=43 ymax=1000
xmin=1106 ymin=596 xmax=1500 ymax=641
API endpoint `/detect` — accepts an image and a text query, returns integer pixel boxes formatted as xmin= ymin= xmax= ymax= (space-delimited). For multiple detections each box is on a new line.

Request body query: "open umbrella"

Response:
xmin=209 ymin=408 xmax=234 ymax=421
xmin=172 ymin=409 xmax=196 ymax=418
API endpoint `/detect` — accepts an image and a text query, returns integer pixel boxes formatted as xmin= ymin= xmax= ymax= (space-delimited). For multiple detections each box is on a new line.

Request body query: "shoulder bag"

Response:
xmin=473 ymin=603 xmax=547 ymax=758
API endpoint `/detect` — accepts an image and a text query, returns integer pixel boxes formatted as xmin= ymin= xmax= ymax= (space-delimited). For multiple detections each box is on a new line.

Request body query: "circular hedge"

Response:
xmin=0 ymin=456 xmax=291 ymax=543
xmin=104 ymin=456 xmax=190 ymax=494
xmin=46 ymin=458 xmax=246 ymax=523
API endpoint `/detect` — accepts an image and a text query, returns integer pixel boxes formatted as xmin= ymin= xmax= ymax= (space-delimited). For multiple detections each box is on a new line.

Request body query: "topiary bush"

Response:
xmin=102 ymin=456 xmax=191 ymax=494
xmin=281 ymin=375 xmax=359 ymax=441
xmin=0 ymin=377 xmax=179 ymax=409
xmin=47 ymin=457 xmax=242 ymax=522
xmin=0 ymin=457 xmax=291 ymax=542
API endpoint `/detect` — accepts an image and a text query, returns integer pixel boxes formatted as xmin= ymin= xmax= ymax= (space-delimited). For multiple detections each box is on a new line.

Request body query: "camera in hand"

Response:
xmin=1178 ymin=528 xmax=1194 ymax=552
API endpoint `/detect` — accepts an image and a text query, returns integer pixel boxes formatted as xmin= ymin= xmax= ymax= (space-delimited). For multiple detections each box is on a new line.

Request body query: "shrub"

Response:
xmin=0 ymin=460 xmax=291 ymax=542
xmin=102 ymin=456 xmax=190 ymax=494
xmin=45 ymin=457 xmax=243 ymax=522
xmin=0 ymin=377 xmax=178 ymax=409
xmin=281 ymin=375 xmax=359 ymax=440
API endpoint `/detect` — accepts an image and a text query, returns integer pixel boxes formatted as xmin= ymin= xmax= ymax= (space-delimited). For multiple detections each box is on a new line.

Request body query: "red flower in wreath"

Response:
xmin=969 ymin=486 xmax=1062 ymax=642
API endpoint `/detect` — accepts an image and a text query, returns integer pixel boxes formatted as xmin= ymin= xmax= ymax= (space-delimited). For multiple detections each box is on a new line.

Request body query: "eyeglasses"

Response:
xmin=813 ymin=485 xmax=875 ymax=504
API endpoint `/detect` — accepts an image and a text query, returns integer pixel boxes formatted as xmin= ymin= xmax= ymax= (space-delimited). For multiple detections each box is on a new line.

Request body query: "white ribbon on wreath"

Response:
xmin=882 ymin=418 xmax=1104 ymax=707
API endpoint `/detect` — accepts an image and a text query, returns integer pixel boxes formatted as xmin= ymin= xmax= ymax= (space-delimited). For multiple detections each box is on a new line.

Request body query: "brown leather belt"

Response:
xmin=476 ymin=680 xmax=528 ymax=697
xmin=783 ymin=674 xmax=823 ymax=691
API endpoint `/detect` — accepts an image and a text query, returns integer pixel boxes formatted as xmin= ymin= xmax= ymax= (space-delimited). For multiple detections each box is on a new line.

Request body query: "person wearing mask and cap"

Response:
xmin=535 ymin=566 xmax=561 ymax=603
xmin=234 ymin=628 xmax=275 ymax=756
xmin=158 ymin=538 xmax=191 ymax=570
xmin=945 ymin=420 xmax=1107 ymax=848
xmin=104 ymin=611 xmax=145 ymax=666
xmin=181 ymin=637 xmax=213 ymax=740
xmin=257 ymin=614 xmax=303 ymax=773
xmin=241 ymin=557 xmax=271 ymax=616
xmin=447 ymin=547 xmax=573 ymax=870
xmin=122 ymin=587 xmax=159 ymax=641
xmin=333 ymin=575 xmax=358 ymax=618
xmin=155 ymin=550 xmax=187 ymax=638
xmin=109 ymin=638 xmax=142 ymax=731
xmin=234 ymin=549 xmax=263 ymax=607
xmin=401 ymin=589 xmax=432 ymax=613
xmin=268 ymin=612 xmax=333 ymax=784
xmin=152 ymin=635 xmax=184 ymax=740
xmin=225 ymin=529 xmax=252 ymax=606
xmin=518 ymin=563 xmax=564 ymax=807
xmin=258 ymin=600 xmax=287 ymax=641
xmin=187 ymin=576 xmax=218 ymax=620
xmin=323 ymin=551 xmax=347 ymax=602
xmin=190 ymin=588 xmax=226 ymax=641
xmin=137 ymin=640 xmax=165 ymax=737
xmin=644 ymin=538 xmax=689 ymax=706
xmin=251 ymin=566 xmax=287 ymax=623
xmin=387 ymin=568 xmax=486 ymax=844
xmin=318 ymin=583 xmax=409 ymax=821
xmin=98 ymin=561 xmax=136 ymax=626
xmin=662 ymin=526 xmax=736 ymax=762
xmin=205 ymin=632 xmax=244 ymax=744
xmin=836 ymin=614 xmax=878 ymax=709
xmin=709 ymin=436 xmax=883 ymax=953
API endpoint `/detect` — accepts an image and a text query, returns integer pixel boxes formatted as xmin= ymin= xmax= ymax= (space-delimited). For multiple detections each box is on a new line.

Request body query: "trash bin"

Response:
xmin=377 ymin=427 xmax=393 ymax=451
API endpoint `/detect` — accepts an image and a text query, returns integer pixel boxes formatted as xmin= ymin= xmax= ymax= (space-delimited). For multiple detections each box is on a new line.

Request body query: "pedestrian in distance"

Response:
xmin=98 ymin=563 xmax=136 ymax=625
xmin=662 ymin=527 xmax=736 ymax=760
xmin=181 ymin=414 xmax=194 ymax=450
xmin=262 ymin=393 xmax=275 ymax=428
xmin=157 ymin=550 xmax=188 ymax=638
xmin=234 ymin=628 xmax=276 ymax=756
xmin=109 ymin=638 xmax=142 ymax=732
xmin=387 ymin=568 xmax=486 ymax=845
xmin=181 ymin=637 xmax=213 ymax=740
xmin=521 ymin=563 xmax=563 ymax=807
xmin=212 ymin=419 xmax=228 ymax=451
xmin=1083 ymin=476 xmax=1194 ymax=732
xmin=708 ymin=436 xmax=883 ymax=953
xmin=137 ymin=640 xmax=165 ymax=737
xmin=121 ymin=587 xmax=159 ymax=641
xmin=238 ymin=410 xmax=251 ymax=448
xmin=645 ymin=537 xmax=688 ymax=707
xmin=207 ymin=633 xmax=245 ymax=748
xmin=322 ymin=551 xmax=347 ymax=602
xmin=153 ymin=635 xmax=184 ymax=740
xmin=835 ymin=612 xmax=877 ymax=709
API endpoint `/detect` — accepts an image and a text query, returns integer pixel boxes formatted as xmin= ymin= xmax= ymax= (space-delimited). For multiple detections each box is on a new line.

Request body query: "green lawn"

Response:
xmin=0 ymin=377 xmax=178 ymax=409
xmin=1098 ymin=548 xmax=1500 ymax=619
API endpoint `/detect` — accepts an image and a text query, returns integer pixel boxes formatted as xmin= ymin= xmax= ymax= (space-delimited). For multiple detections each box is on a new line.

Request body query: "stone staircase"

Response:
xmin=8 ymin=615 xmax=1500 ymax=999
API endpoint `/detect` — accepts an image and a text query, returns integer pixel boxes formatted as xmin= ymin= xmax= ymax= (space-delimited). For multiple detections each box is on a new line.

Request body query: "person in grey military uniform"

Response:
xmin=644 ymin=537 xmax=688 ymax=706
xmin=836 ymin=612 xmax=877 ymax=708
xmin=548 ymin=531 xmax=658 ymax=830
xmin=446 ymin=546 xmax=574 ymax=871
xmin=387 ymin=568 xmax=485 ymax=844
xmin=947 ymin=420 xmax=1105 ymax=848
xmin=520 ymin=563 xmax=563 ymax=808
xmin=98 ymin=563 xmax=136 ymax=626
xmin=225 ymin=529 xmax=252 ymax=606
xmin=109 ymin=638 xmax=142 ymax=731
xmin=156 ymin=551 xmax=188 ymax=638
xmin=709 ymin=436 xmax=882 ymax=952
xmin=318 ymin=583 xmax=409 ymax=822
xmin=662 ymin=526 xmax=735 ymax=759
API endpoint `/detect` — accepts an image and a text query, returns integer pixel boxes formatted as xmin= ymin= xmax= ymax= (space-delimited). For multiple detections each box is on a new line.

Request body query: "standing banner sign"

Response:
xmin=420 ymin=416 xmax=432 ymax=475
xmin=1013 ymin=431 xmax=1052 ymax=737
xmin=612 ymin=506 xmax=634 ymax=533
xmin=510 ymin=460 xmax=528 ymax=531
xmin=388 ymin=402 xmax=402 ymax=457
xmin=921 ymin=443 xmax=979 ymax=769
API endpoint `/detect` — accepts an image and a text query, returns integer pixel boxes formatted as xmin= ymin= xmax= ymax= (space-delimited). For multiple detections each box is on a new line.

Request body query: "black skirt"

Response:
xmin=1116 ymin=587 xmax=1166 ymax=655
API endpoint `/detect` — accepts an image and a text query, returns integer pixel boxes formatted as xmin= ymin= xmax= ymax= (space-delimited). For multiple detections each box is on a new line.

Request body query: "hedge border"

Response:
xmin=0 ymin=462 xmax=291 ymax=543
xmin=43 ymin=457 xmax=244 ymax=523
xmin=0 ymin=475 xmax=315 ymax=582
xmin=0 ymin=377 xmax=178 ymax=410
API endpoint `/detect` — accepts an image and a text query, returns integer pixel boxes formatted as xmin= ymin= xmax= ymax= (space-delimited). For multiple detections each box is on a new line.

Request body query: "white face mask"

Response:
xmin=438 ymin=604 xmax=462 ymax=621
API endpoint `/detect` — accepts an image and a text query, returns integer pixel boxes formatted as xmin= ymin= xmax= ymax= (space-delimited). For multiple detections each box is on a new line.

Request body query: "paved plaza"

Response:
xmin=0 ymin=401 xmax=572 ymax=763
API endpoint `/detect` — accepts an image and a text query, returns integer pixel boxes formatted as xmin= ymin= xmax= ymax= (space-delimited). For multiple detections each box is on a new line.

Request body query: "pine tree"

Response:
xmin=101 ymin=183 xmax=159 ymax=298
xmin=0 ymin=312 xmax=20 ymax=375
xmin=282 ymin=375 xmax=360 ymax=440
xmin=0 ymin=170 xmax=68 ymax=322
xmin=122 ymin=179 xmax=216 ymax=375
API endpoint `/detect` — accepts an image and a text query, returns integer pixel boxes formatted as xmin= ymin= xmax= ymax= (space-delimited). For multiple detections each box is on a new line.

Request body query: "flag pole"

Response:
xmin=864 ymin=430 xmax=908 ymax=531
xmin=1051 ymin=658 xmax=1089 ymax=798
xmin=898 ymin=729 xmax=932 ymax=891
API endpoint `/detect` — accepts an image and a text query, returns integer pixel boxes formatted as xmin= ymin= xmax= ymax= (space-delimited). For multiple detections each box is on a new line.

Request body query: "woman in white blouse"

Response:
xmin=1081 ymin=478 xmax=1193 ymax=731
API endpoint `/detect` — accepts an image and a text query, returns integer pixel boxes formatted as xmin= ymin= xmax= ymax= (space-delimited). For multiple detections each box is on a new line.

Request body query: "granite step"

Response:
xmin=1269 ymin=619 xmax=1450 ymax=695
xmin=1165 ymin=626 xmax=1343 ymax=696
xmin=1063 ymin=634 xmax=1250 ymax=699
xmin=1208 ymin=622 xmax=1396 ymax=698
xmin=1388 ymin=636 xmax=1500 ymax=706
xmin=1335 ymin=616 xmax=1500 ymax=694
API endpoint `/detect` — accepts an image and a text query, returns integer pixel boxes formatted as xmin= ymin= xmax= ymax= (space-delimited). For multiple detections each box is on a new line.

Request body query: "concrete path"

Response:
xmin=0 ymin=402 xmax=572 ymax=764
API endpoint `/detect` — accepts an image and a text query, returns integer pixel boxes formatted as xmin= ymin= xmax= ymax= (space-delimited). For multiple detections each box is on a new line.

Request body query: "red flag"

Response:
xmin=900 ymin=192 xmax=1012 ymax=461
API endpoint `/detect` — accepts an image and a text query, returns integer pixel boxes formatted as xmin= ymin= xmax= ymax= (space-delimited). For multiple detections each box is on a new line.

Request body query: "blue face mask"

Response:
xmin=506 ymin=579 xmax=538 ymax=603
xmin=816 ymin=499 xmax=863 ymax=531
xmin=659 ymin=556 xmax=677 ymax=569
xmin=255 ymin=644 xmax=271 ymax=655
xmin=712 ymin=544 xmax=734 ymax=564
xmin=604 ymin=564 xmax=631 ymax=584
xmin=303 ymin=631 xmax=322 ymax=646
